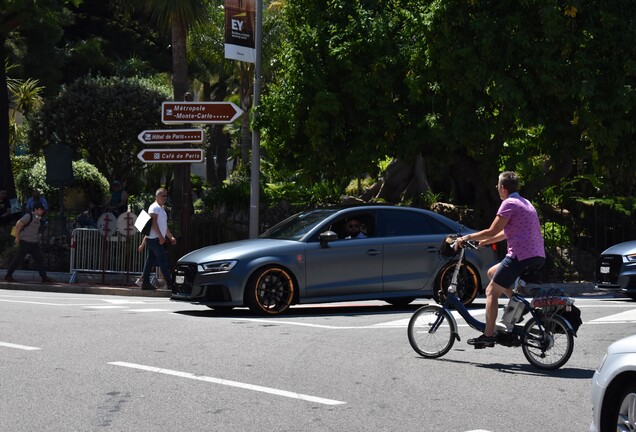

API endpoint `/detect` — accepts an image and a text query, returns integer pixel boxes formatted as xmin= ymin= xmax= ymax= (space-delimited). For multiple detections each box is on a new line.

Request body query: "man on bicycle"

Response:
xmin=457 ymin=171 xmax=545 ymax=348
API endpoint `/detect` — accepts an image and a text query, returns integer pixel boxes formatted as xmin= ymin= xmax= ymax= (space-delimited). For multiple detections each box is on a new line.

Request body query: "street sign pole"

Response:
xmin=249 ymin=0 xmax=263 ymax=239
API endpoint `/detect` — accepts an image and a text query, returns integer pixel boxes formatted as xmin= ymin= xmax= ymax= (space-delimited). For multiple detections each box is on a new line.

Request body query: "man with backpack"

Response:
xmin=4 ymin=203 xmax=53 ymax=283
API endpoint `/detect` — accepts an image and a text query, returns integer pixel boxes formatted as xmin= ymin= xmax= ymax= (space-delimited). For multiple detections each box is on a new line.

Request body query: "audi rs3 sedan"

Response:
xmin=171 ymin=206 xmax=499 ymax=315
xmin=595 ymin=240 xmax=636 ymax=300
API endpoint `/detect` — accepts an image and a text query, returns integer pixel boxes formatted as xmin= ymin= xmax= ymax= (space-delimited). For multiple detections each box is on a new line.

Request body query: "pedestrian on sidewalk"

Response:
xmin=4 ymin=203 xmax=53 ymax=283
xmin=140 ymin=188 xmax=176 ymax=290
xmin=25 ymin=189 xmax=49 ymax=212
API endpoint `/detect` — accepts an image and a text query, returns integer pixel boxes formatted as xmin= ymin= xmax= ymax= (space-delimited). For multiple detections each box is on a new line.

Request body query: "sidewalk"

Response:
xmin=0 ymin=268 xmax=601 ymax=298
xmin=0 ymin=269 xmax=171 ymax=297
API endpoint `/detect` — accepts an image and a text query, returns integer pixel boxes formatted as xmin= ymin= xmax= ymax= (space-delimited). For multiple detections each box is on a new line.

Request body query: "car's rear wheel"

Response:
xmin=433 ymin=261 xmax=480 ymax=307
xmin=246 ymin=266 xmax=295 ymax=315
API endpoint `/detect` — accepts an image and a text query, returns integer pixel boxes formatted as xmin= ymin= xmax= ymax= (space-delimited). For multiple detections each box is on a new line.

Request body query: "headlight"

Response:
xmin=200 ymin=260 xmax=237 ymax=273
xmin=626 ymin=253 xmax=636 ymax=262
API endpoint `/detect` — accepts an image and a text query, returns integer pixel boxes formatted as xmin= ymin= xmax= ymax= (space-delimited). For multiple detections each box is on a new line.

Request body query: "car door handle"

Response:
xmin=427 ymin=246 xmax=438 ymax=253
xmin=367 ymin=249 xmax=381 ymax=256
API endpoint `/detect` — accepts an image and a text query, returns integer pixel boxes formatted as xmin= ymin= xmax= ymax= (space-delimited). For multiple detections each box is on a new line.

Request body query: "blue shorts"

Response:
xmin=492 ymin=255 xmax=545 ymax=289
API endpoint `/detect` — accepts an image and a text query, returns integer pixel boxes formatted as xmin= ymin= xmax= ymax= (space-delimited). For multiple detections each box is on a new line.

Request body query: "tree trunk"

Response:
xmin=207 ymin=75 xmax=230 ymax=185
xmin=376 ymin=158 xmax=414 ymax=203
xmin=170 ymin=18 xmax=192 ymax=251
xmin=403 ymin=153 xmax=431 ymax=203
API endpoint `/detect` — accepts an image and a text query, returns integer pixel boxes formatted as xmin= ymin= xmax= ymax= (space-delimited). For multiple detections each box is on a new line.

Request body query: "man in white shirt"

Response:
xmin=140 ymin=188 xmax=177 ymax=290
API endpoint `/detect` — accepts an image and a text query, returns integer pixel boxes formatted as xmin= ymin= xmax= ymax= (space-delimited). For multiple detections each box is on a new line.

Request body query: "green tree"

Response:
xmin=1 ymin=0 xmax=80 ymax=197
xmin=28 ymin=75 xmax=171 ymax=194
xmin=14 ymin=156 xmax=110 ymax=212
xmin=260 ymin=0 xmax=408 ymax=187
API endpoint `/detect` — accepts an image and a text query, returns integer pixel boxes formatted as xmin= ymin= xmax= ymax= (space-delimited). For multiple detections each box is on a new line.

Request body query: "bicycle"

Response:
xmin=407 ymin=237 xmax=580 ymax=370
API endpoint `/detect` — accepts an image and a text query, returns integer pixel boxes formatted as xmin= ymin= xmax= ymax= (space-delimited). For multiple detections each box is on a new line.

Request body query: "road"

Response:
xmin=1 ymin=290 xmax=633 ymax=432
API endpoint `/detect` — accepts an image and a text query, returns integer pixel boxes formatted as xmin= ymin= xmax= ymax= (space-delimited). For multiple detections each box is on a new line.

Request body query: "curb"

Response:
xmin=0 ymin=270 xmax=171 ymax=297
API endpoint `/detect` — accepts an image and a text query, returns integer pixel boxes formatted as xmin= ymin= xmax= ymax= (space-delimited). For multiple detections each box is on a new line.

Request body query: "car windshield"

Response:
xmin=259 ymin=209 xmax=337 ymax=240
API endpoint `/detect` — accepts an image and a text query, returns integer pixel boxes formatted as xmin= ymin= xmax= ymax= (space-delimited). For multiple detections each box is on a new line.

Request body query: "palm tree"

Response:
xmin=7 ymin=69 xmax=44 ymax=151
xmin=116 ymin=0 xmax=207 ymax=247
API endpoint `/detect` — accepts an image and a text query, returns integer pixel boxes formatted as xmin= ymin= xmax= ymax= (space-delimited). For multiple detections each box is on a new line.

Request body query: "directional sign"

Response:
xmin=137 ymin=149 xmax=205 ymax=163
xmin=161 ymin=101 xmax=243 ymax=124
xmin=137 ymin=128 xmax=205 ymax=145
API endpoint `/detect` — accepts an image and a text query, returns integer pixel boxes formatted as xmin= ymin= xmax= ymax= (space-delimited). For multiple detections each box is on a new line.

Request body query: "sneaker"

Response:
xmin=467 ymin=334 xmax=496 ymax=349
xmin=4 ymin=275 xmax=15 ymax=282
xmin=41 ymin=276 xmax=53 ymax=283
xmin=141 ymin=283 xmax=155 ymax=291
xmin=495 ymin=320 xmax=514 ymax=333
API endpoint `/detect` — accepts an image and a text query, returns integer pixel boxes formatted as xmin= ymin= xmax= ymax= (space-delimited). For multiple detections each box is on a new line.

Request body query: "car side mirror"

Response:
xmin=319 ymin=230 xmax=338 ymax=248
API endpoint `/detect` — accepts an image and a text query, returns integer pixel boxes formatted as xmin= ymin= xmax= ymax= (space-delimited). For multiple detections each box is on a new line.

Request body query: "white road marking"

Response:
xmin=590 ymin=309 xmax=636 ymax=323
xmin=102 ymin=299 xmax=146 ymax=305
xmin=127 ymin=309 xmax=171 ymax=313
xmin=0 ymin=299 xmax=99 ymax=306
xmin=0 ymin=341 xmax=41 ymax=351
xmin=236 ymin=308 xmax=487 ymax=329
xmin=109 ymin=361 xmax=346 ymax=406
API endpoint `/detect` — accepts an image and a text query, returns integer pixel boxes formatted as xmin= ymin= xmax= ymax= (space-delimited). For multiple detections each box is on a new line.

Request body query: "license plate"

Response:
xmin=600 ymin=266 xmax=610 ymax=274
xmin=175 ymin=275 xmax=185 ymax=284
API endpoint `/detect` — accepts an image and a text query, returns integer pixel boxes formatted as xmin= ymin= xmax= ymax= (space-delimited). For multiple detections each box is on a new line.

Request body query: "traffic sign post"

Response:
xmin=161 ymin=101 xmax=243 ymax=124
xmin=137 ymin=128 xmax=204 ymax=145
xmin=137 ymin=149 xmax=205 ymax=163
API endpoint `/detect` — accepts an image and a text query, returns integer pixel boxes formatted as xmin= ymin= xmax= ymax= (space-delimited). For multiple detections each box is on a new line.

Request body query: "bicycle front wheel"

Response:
xmin=408 ymin=305 xmax=456 ymax=358
xmin=522 ymin=314 xmax=574 ymax=370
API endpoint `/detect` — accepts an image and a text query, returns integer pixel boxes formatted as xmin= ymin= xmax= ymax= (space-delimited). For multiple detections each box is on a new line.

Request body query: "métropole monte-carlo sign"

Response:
xmin=161 ymin=101 xmax=243 ymax=124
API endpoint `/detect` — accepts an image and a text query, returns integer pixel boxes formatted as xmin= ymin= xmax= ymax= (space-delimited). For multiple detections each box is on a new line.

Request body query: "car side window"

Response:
xmin=306 ymin=212 xmax=376 ymax=242
xmin=382 ymin=210 xmax=449 ymax=236
xmin=328 ymin=213 xmax=376 ymax=240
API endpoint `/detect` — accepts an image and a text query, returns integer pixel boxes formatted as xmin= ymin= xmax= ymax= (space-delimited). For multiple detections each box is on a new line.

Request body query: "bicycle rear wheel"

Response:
xmin=521 ymin=314 xmax=574 ymax=370
xmin=408 ymin=305 xmax=456 ymax=358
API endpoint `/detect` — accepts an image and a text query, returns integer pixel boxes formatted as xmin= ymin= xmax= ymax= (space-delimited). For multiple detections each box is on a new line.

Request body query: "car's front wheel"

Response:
xmin=433 ymin=261 xmax=480 ymax=307
xmin=601 ymin=382 xmax=636 ymax=431
xmin=246 ymin=266 xmax=295 ymax=315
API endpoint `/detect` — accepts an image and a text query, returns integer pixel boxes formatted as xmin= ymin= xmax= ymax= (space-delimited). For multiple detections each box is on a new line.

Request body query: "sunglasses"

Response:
xmin=347 ymin=224 xmax=360 ymax=229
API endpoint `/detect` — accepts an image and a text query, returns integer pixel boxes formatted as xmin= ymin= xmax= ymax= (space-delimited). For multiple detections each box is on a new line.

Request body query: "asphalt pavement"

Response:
xmin=0 ymin=268 xmax=601 ymax=299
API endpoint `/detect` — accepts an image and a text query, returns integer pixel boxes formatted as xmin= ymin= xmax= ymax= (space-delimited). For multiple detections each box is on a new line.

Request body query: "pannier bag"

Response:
xmin=559 ymin=304 xmax=582 ymax=333
xmin=439 ymin=234 xmax=460 ymax=257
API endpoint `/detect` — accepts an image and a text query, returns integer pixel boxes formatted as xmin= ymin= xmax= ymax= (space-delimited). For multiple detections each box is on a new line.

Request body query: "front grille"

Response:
xmin=595 ymin=255 xmax=622 ymax=285
xmin=201 ymin=285 xmax=232 ymax=301
xmin=172 ymin=263 xmax=197 ymax=295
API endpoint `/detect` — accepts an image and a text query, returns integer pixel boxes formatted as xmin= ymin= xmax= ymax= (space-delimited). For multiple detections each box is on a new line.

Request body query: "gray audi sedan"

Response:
xmin=171 ymin=205 xmax=499 ymax=314
xmin=595 ymin=240 xmax=636 ymax=299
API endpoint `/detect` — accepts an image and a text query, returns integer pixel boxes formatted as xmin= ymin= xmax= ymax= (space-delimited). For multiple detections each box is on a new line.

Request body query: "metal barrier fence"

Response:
xmin=69 ymin=228 xmax=146 ymax=284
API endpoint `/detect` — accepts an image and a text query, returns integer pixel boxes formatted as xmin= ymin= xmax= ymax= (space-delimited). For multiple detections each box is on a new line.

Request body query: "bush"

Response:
xmin=14 ymin=157 xmax=110 ymax=212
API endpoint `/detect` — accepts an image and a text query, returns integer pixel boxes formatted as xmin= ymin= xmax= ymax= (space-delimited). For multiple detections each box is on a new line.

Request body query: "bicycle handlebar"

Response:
xmin=450 ymin=239 xmax=479 ymax=250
